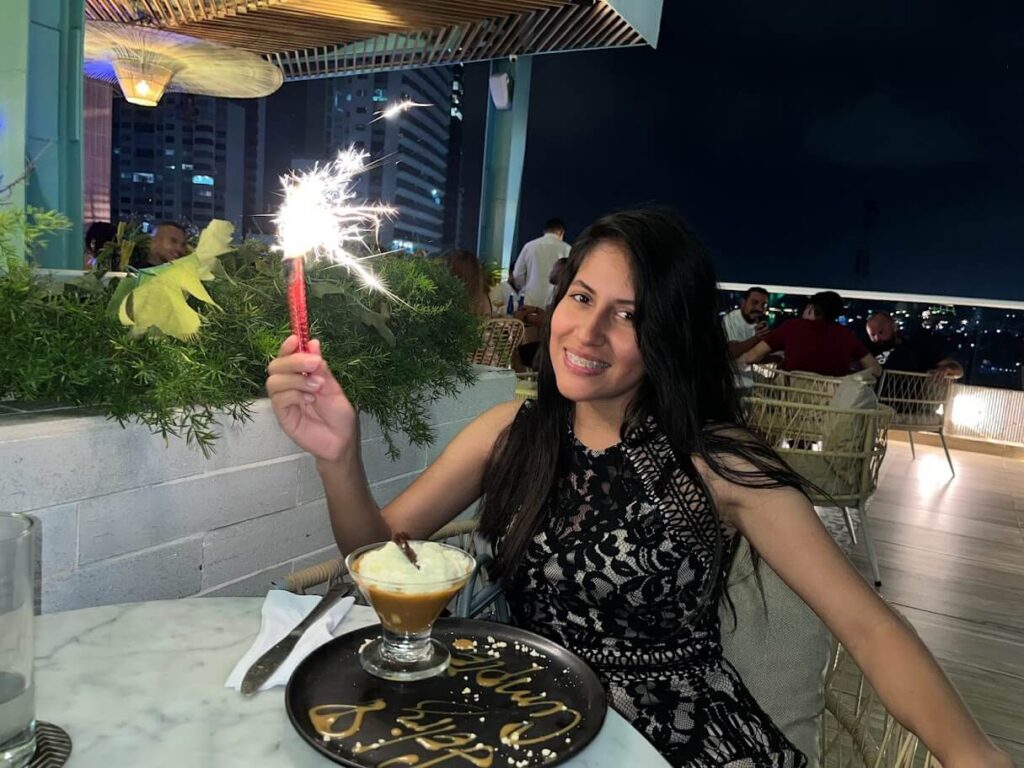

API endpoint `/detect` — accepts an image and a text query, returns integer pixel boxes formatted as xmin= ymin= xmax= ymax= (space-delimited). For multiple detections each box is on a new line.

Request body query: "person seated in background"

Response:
xmin=446 ymin=249 xmax=492 ymax=317
xmin=743 ymin=290 xmax=882 ymax=378
xmin=864 ymin=312 xmax=964 ymax=378
xmin=723 ymin=288 xmax=770 ymax=390
xmin=130 ymin=221 xmax=188 ymax=269
xmin=83 ymin=221 xmax=116 ymax=269
xmin=723 ymin=286 xmax=770 ymax=360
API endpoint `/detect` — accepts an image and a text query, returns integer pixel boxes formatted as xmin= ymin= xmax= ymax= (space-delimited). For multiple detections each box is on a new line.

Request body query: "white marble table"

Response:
xmin=34 ymin=598 xmax=669 ymax=767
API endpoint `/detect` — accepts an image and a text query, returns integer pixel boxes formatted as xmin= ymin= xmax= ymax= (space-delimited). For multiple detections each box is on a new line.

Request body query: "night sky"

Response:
xmin=460 ymin=0 xmax=1024 ymax=301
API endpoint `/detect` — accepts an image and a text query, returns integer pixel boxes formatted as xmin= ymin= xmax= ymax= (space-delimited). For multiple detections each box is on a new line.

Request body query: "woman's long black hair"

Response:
xmin=478 ymin=208 xmax=813 ymax=616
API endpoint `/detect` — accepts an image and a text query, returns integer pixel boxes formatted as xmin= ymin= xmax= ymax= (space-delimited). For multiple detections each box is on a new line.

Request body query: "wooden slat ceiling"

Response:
xmin=84 ymin=0 xmax=647 ymax=81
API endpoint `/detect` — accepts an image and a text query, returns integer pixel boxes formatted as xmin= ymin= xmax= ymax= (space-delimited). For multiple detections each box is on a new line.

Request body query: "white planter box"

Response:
xmin=0 ymin=368 xmax=515 ymax=613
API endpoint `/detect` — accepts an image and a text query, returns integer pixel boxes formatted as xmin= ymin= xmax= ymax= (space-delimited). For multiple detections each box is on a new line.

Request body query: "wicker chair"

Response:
xmin=751 ymin=364 xmax=849 ymax=405
xmin=822 ymin=636 xmax=936 ymax=768
xmin=743 ymin=391 xmax=893 ymax=587
xmin=877 ymin=369 xmax=956 ymax=476
xmin=469 ymin=317 xmax=525 ymax=368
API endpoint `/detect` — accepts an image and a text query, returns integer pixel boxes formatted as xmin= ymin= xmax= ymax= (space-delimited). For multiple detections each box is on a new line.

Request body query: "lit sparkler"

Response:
xmin=369 ymin=98 xmax=432 ymax=123
xmin=275 ymin=148 xmax=398 ymax=352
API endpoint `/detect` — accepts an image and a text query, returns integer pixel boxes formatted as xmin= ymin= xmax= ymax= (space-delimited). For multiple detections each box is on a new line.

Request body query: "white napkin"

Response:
xmin=226 ymin=589 xmax=355 ymax=692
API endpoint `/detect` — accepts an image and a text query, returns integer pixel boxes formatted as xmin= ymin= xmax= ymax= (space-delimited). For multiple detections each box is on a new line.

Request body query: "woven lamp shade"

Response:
xmin=84 ymin=21 xmax=282 ymax=107
xmin=112 ymin=59 xmax=175 ymax=106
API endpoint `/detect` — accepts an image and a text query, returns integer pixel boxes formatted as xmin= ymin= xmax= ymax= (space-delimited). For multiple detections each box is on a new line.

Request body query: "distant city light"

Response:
xmin=192 ymin=175 xmax=214 ymax=186
xmin=370 ymin=98 xmax=432 ymax=123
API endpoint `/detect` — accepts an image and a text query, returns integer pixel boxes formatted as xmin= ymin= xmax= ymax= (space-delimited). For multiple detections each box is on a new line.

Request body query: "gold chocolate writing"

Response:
xmin=379 ymin=744 xmax=496 ymax=767
xmin=308 ymin=699 xmax=387 ymax=739
xmin=308 ymin=646 xmax=583 ymax=764
xmin=448 ymin=652 xmax=583 ymax=745
xmin=350 ymin=701 xmax=494 ymax=766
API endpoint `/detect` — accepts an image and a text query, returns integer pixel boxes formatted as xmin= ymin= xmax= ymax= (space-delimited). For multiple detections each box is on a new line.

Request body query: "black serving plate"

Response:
xmin=286 ymin=618 xmax=607 ymax=767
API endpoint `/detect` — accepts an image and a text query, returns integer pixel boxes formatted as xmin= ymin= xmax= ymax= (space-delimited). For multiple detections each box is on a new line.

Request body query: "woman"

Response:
xmin=83 ymin=221 xmax=116 ymax=269
xmin=446 ymin=248 xmax=492 ymax=317
xmin=266 ymin=210 xmax=1008 ymax=768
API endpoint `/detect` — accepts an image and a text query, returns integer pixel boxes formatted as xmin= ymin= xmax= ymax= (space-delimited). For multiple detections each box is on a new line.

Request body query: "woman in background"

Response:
xmin=83 ymin=221 xmax=116 ymax=269
xmin=446 ymin=249 xmax=492 ymax=317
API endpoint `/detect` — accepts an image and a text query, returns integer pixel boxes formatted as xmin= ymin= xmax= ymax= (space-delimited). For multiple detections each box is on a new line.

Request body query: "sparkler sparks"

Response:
xmin=275 ymin=147 xmax=402 ymax=353
xmin=369 ymin=98 xmax=432 ymax=123
xmin=275 ymin=148 xmax=398 ymax=300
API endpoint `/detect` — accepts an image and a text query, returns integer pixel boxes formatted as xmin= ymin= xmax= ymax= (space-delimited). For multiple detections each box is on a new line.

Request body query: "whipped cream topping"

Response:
xmin=356 ymin=541 xmax=471 ymax=590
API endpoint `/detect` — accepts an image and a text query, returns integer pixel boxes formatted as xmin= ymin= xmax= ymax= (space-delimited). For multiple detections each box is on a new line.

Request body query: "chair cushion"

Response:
xmin=829 ymin=376 xmax=879 ymax=412
xmin=782 ymin=452 xmax=855 ymax=498
xmin=720 ymin=538 xmax=830 ymax=765
xmin=824 ymin=378 xmax=878 ymax=455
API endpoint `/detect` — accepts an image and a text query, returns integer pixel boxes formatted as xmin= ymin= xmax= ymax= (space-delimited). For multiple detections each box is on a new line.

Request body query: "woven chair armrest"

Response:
xmin=824 ymin=692 xmax=878 ymax=765
xmin=744 ymin=396 xmax=895 ymax=418
xmin=882 ymin=369 xmax=939 ymax=379
xmin=431 ymin=519 xmax=479 ymax=540
xmin=284 ymin=557 xmax=344 ymax=594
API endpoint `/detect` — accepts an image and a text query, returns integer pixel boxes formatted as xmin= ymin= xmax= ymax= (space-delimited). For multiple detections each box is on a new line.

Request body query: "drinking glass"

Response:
xmin=0 ymin=514 xmax=35 ymax=768
xmin=346 ymin=541 xmax=474 ymax=681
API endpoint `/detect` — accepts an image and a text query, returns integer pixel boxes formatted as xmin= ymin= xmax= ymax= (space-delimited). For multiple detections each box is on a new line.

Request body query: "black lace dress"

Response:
xmin=502 ymin=412 xmax=805 ymax=768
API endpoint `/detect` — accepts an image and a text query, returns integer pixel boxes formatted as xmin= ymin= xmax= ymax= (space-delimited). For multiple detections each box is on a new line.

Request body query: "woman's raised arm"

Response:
xmin=266 ymin=335 xmax=519 ymax=553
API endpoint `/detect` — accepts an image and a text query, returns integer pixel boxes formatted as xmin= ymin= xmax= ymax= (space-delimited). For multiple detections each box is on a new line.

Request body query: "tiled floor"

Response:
xmin=850 ymin=441 xmax=1024 ymax=763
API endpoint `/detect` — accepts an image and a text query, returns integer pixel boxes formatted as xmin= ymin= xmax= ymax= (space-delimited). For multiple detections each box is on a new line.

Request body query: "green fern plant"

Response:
xmin=0 ymin=206 xmax=71 ymax=262
xmin=0 ymin=239 xmax=481 ymax=457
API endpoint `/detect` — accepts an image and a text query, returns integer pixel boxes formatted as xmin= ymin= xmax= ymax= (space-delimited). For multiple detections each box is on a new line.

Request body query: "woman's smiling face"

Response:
xmin=549 ymin=240 xmax=645 ymax=410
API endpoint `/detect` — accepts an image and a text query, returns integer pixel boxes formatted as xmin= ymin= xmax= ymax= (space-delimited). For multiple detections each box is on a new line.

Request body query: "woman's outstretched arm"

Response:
xmin=707 ymin=470 xmax=1012 ymax=768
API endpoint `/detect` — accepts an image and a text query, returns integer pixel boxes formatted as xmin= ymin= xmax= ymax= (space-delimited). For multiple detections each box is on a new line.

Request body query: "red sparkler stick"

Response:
xmin=286 ymin=257 xmax=310 ymax=353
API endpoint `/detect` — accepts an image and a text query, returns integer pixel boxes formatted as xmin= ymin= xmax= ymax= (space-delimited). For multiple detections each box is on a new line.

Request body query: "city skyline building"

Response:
xmin=261 ymin=66 xmax=464 ymax=254
xmin=322 ymin=66 xmax=459 ymax=253
xmin=110 ymin=93 xmax=263 ymax=234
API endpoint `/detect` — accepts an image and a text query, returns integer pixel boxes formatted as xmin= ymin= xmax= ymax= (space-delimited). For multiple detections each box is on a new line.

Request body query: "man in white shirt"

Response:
xmin=723 ymin=287 xmax=770 ymax=388
xmin=509 ymin=218 xmax=571 ymax=308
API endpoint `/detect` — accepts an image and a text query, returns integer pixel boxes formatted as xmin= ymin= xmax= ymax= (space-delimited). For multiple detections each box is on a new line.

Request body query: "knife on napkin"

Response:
xmin=241 ymin=581 xmax=355 ymax=696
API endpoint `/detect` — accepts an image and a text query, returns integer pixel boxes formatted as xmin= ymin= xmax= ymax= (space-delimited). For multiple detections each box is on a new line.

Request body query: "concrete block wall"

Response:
xmin=0 ymin=368 xmax=515 ymax=613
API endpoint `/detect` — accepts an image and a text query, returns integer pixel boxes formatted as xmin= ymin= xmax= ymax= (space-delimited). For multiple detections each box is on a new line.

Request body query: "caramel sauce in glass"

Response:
xmin=352 ymin=551 xmax=471 ymax=634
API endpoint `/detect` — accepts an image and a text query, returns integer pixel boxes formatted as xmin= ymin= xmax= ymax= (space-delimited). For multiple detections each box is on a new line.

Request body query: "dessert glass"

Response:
xmin=345 ymin=541 xmax=475 ymax=681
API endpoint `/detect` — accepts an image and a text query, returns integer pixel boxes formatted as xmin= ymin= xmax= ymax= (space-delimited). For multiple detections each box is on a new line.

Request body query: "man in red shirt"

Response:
xmin=742 ymin=291 xmax=882 ymax=378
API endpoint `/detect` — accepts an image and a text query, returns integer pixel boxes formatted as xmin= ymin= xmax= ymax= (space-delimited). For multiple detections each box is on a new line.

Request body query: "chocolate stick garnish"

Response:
xmin=392 ymin=532 xmax=420 ymax=569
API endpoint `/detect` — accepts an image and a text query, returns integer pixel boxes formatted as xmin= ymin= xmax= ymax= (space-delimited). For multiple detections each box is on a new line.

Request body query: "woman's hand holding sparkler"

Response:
xmin=266 ymin=335 xmax=358 ymax=463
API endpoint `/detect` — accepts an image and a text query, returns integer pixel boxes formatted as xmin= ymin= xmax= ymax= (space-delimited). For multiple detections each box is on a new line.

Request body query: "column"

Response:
xmin=476 ymin=56 xmax=532 ymax=272
xmin=25 ymin=0 xmax=84 ymax=268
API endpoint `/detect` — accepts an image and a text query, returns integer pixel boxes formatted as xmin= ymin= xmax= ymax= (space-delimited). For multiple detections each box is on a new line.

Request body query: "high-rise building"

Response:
xmin=323 ymin=66 xmax=460 ymax=253
xmin=110 ymin=93 xmax=261 ymax=233
xmin=442 ymin=65 xmax=465 ymax=250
